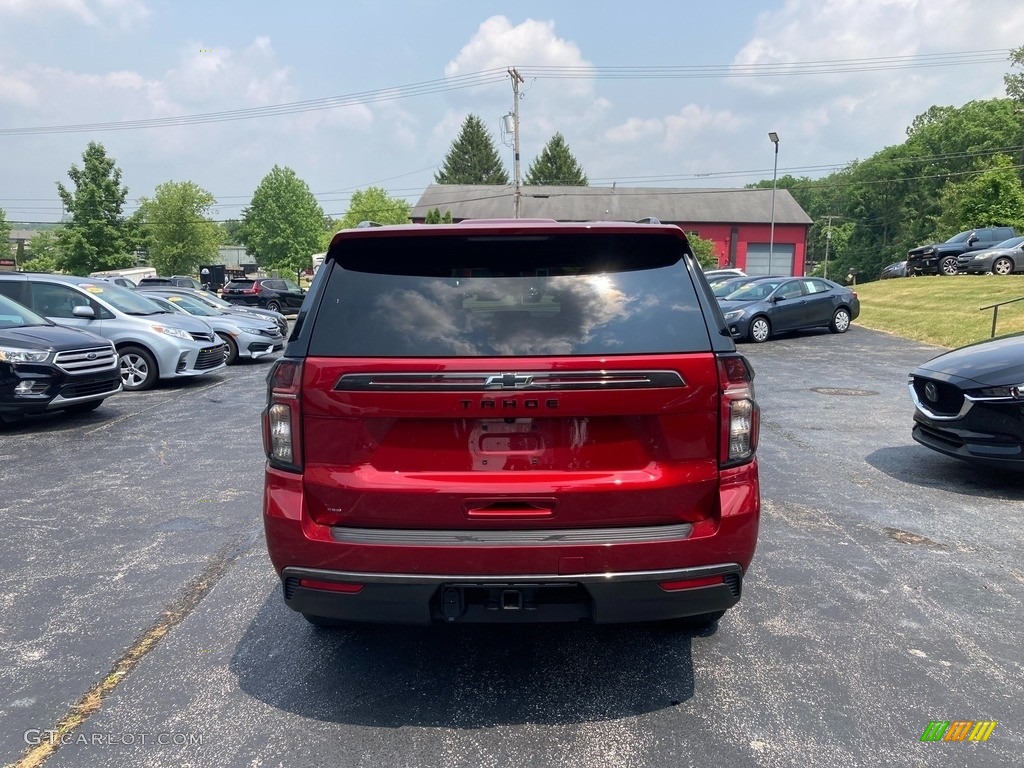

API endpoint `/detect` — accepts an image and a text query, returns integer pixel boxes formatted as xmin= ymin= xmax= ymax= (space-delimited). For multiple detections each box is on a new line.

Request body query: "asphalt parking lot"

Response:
xmin=1 ymin=325 xmax=1021 ymax=768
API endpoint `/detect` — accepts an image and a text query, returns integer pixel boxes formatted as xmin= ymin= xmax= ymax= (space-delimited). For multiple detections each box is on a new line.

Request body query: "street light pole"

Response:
xmin=768 ymin=131 xmax=779 ymax=274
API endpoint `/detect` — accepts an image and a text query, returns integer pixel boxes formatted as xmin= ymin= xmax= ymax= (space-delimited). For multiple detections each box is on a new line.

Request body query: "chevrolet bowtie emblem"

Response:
xmin=486 ymin=373 xmax=533 ymax=388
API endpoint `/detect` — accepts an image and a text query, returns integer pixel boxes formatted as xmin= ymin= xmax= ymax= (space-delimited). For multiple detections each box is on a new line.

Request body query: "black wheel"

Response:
xmin=118 ymin=346 xmax=158 ymax=391
xmin=266 ymin=300 xmax=282 ymax=313
xmin=992 ymin=256 xmax=1014 ymax=276
xmin=217 ymin=333 xmax=239 ymax=365
xmin=748 ymin=316 xmax=771 ymax=343
xmin=302 ymin=613 xmax=352 ymax=629
xmin=829 ymin=307 xmax=852 ymax=334
xmin=939 ymin=256 xmax=958 ymax=276
xmin=64 ymin=399 xmax=104 ymax=415
xmin=658 ymin=611 xmax=726 ymax=631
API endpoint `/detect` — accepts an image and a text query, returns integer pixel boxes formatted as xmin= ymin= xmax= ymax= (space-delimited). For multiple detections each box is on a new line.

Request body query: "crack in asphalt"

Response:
xmin=6 ymin=529 xmax=260 ymax=768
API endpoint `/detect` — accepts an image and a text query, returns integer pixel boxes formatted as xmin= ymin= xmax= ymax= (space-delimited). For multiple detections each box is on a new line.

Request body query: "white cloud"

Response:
xmin=605 ymin=106 xmax=741 ymax=152
xmin=0 ymin=0 xmax=148 ymax=28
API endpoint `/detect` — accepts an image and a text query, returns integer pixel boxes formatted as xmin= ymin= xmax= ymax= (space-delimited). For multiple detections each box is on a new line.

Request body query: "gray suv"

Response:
xmin=0 ymin=273 xmax=227 ymax=391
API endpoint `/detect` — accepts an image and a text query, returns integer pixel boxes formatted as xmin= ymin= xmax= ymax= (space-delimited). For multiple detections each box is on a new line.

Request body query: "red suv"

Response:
xmin=262 ymin=219 xmax=760 ymax=627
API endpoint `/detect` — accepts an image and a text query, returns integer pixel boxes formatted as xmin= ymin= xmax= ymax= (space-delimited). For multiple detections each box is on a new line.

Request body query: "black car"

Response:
xmin=718 ymin=277 xmax=860 ymax=343
xmin=909 ymin=332 xmax=1024 ymax=470
xmin=0 ymin=293 xmax=122 ymax=424
xmin=879 ymin=261 xmax=907 ymax=279
xmin=137 ymin=276 xmax=206 ymax=290
xmin=221 ymin=278 xmax=305 ymax=313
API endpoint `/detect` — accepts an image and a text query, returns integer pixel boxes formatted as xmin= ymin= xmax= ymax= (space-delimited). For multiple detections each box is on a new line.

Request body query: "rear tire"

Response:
xmin=266 ymin=300 xmax=282 ymax=313
xmin=829 ymin=307 xmax=852 ymax=334
xmin=302 ymin=613 xmax=353 ymax=629
xmin=118 ymin=346 xmax=158 ymax=391
xmin=992 ymin=257 xmax=1014 ymax=276
xmin=749 ymin=316 xmax=771 ymax=343
xmin=64 ymin=399 xmax=104 ymax=415
xmin=658 ymin=611 xmax=726 ymax=631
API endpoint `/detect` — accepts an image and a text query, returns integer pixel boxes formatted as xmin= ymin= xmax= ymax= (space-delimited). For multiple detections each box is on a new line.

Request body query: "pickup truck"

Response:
xmin=906 ymin=227 xmax=1017 ymax=276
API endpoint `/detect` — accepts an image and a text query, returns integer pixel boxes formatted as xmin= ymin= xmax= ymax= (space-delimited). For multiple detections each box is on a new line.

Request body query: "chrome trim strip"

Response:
xmin=283 ymin=563 xmax=742 ymax=586
xmin=907 ymin=380 xmax=973 ymax=421
xmin=331 ymin=523 xmax=693 ymax=546
xmin=47 ymin=383 xmax=123 ymax=409
xmin=335 ymin=370 xmax=685 ymax=392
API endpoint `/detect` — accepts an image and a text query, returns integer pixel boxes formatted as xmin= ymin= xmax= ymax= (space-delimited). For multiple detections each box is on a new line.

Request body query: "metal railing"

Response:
xmin=980 ymin=295 xmax=1024 ymax=338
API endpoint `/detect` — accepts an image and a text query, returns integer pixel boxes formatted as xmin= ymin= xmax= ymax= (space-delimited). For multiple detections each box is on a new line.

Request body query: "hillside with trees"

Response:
xmin=757 ymin=46 xmax=1024 ymax=283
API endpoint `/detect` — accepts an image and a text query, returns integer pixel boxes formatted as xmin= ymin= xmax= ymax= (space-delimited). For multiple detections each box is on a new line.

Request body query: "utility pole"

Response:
xmin=824 ymin=214 xmax=833 ymax=280
xmin=509 ymin=68 xmax=524 ymax=218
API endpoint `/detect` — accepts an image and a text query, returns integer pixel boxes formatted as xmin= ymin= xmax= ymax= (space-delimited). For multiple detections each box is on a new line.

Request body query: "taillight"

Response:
xmin=262 ymin=359 xmax=303 ymax=471
xmin=717 ymin=354 xmax=759 ymax=467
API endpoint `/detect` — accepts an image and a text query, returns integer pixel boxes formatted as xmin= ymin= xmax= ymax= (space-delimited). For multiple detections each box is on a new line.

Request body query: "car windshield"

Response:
xmin=724 ymin=280 xmax=783 ymax=301
xmin=0 ymin=293 xmax=51 ymax=328
xmin=991 ymin=236 xmax=1024 ymax=249
xmin=146 ymin=296 xmax=187 ymax=314
xmin=160 ymin=295 xmax=220 ymax=316
xmin=77 ymin=281 xmax=169 ymax=315
xmin=945 ymin=231 xmax=974 ymax=244
xmin=712 ymin=279 xmax=754 ymax=297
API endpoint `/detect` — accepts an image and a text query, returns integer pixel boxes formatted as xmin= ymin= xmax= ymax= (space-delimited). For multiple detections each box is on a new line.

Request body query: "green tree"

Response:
xmin=0 ymin=207 xmax=11 ymax=262
xmin=55 ymin=141 xmax=133 ymax=274
xmin=934 ymin=154 xmax=1024 ymax=234
xmin=241 ymin=166 xmax=326 ymax=275
xmin=220 ymin=219 xmax=246 ymax=245
xmin=21 ymin=228 xmax=63 ymax=273
xmin=337 ymin=186 xmax=411 ymax=229
xmin=1005 ymin=45 xmax=1024 ymax=104
xmin=138 ymin=181 xmax=221 ymax=276
xmin=424 ymin=207 xmax=453 ymax=224
xmin=687 ymin=233 xmax=719 ymax=269
xmin=435 ymin=114 xmax=510 ymax=185
xmin=524 ymin=133 xmax=588 ymax=186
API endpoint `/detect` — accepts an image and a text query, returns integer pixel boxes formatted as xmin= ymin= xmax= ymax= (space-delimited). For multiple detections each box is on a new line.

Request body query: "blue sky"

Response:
xmin=2 ymin=0 xmax=1024 ymax=225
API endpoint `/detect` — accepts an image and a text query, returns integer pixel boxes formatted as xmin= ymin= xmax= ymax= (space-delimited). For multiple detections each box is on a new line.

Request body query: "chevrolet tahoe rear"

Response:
xmin=262 ymin=219 xmax=760 ymax=627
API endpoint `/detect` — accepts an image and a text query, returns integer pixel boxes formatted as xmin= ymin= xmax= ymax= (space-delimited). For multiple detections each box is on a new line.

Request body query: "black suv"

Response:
xmin=137 ymin=276 xmax=206 ymax=290
xmin=0 ymin=293 xmax=122 ymax=424
xmin=222 ymin=278 xmax=305 ymax=313
xmin=906 ymin=227 xmax=1017 ymax=276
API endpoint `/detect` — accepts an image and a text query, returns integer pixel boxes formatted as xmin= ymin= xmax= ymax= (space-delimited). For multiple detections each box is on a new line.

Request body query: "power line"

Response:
xmin=0 ymin=50 xmax=1012 ymax=137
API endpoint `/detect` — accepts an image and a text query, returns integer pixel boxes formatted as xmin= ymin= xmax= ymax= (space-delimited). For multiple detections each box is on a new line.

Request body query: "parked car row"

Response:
xmin=0 ymin=272 xmax=289 ymax=425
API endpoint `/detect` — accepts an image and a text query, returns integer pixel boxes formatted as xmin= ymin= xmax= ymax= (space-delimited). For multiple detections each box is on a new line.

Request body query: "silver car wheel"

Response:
xmin=830 ymin=308 xmax=851 ymax=333
xmin=750 ymin=317 xmax=770 ymax=343
xmin=993 ymin=257 xmax=1014 ymax=276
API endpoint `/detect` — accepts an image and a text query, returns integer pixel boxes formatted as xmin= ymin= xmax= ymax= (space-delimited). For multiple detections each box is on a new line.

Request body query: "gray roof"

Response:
xmin=8 ymin=229 xmax=39 ymax=241
xmin=410 ymin=185 xmax=812 ymax=226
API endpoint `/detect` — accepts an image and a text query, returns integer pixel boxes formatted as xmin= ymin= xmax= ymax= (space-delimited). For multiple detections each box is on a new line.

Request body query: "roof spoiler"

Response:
xmin=634 ymin=217 xmax=662 ymax=225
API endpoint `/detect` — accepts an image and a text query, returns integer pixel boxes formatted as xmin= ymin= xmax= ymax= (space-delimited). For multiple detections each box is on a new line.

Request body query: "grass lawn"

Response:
xmin=853 ymin=275 xmax=1024 ymax=348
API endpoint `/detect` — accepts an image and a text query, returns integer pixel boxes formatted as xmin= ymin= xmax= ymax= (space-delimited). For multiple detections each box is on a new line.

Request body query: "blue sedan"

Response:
xmin=719 ymin=277 xmax=861 ymax=343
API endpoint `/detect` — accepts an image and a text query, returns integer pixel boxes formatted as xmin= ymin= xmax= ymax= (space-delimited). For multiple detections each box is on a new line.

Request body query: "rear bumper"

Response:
xmin=280 ymin=563 xmax=743 ymax=624
xmin=263 ymin=460 xmax=760 ymax=624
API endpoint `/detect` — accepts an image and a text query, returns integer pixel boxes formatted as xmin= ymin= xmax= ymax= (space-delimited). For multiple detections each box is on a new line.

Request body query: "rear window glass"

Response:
xmin=308 ymin=233 xmax=711 ymax=356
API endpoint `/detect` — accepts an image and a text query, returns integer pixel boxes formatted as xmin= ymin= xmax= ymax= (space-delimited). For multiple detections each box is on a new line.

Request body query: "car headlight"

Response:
xmin=723 ymin=310 xmax=745 ymax=322
xmin=0 ymin=346 xmax=50 ymax=363
xmin=237 ymin=326 xmax=265 ymax=334
xmin=973 ymin=384 xmax=1024 ymax=400
xmin=150 ymin=324 xmax=193 ymax=341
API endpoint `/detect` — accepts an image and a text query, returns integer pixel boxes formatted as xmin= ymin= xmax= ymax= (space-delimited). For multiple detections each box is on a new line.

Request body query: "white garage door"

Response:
xmin=746 ymin=244 xmax=795 ymax=276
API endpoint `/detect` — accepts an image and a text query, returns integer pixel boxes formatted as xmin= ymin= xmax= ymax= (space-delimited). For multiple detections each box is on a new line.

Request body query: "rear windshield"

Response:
xmin=308 ymin=233 xmax=711 ymax=356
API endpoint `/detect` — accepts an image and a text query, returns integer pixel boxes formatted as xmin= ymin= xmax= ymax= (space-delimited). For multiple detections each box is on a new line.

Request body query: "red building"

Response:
xmin=410 ymin=185 xmax=813 ymax=276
